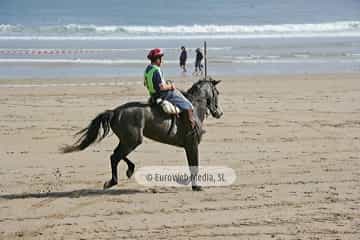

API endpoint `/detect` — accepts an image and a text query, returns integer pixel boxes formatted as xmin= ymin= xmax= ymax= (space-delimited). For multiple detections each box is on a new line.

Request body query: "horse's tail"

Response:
xmin=60 ymin=110 xmax=114 ymax=153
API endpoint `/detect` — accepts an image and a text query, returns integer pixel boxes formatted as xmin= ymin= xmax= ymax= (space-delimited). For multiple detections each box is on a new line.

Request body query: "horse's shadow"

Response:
xmin=0 ymin=188 xmax=143 ymax=200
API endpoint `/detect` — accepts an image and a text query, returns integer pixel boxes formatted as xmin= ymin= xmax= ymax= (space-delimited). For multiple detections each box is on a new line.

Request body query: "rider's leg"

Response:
xmin=162 ymin=90 xmax=202 ymax=137
xmin=185 ymin=108 xmax=196 ymax=129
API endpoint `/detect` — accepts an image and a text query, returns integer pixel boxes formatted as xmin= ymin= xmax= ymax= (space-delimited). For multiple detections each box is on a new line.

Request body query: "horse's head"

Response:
xmin=206 ymin=78 xmax=223 ymax=119
xmin=188 ymin=78 xmax=223 ymax=119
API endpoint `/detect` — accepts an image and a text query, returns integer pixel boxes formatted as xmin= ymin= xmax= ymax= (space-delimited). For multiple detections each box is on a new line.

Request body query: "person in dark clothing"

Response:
xmin=179 ymin=46 xmax=187 ymax=73
xmin=194 ymin=48 xmax=203 ymax=76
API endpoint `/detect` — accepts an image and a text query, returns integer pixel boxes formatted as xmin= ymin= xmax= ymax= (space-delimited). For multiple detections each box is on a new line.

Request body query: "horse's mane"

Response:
xmin=183 ymin=80 xmax=209 ymax=101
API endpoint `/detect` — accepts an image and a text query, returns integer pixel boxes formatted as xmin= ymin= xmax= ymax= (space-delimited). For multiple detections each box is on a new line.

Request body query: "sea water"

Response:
xmin=0 ymin=0 xmax=359 ymax=79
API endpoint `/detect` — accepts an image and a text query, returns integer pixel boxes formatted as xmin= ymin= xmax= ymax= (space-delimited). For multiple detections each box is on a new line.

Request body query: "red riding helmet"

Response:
xmin=147 ymin=48 xmax=164 ymax=60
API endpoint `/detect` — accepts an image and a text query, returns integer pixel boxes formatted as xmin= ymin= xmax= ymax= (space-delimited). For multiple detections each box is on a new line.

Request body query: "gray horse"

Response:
xmin=61 ymin=79 xmax=223 ymax=191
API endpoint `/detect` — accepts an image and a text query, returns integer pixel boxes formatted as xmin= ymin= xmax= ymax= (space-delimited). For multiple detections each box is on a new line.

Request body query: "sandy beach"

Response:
xmin=0 ymin=73 xmax=359 ymax=239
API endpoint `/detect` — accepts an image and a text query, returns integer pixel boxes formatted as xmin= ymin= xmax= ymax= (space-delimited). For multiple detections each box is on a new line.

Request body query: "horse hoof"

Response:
xmin=126 ymin=168 xmax=134 ymax=179
xmin=192 ymin=185 xmax=203 ymax=191
xmin=103 ymin=180 xmax=117 ymax=189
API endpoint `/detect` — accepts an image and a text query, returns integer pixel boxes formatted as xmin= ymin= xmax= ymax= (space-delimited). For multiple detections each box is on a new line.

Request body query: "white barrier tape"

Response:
xmin=0 ymin=50 xmax=96 ymax=55
xmin=0 ymin=48 xmax=146 ymax=55
xmin=0 ymin=81 xmax=142 ymax=88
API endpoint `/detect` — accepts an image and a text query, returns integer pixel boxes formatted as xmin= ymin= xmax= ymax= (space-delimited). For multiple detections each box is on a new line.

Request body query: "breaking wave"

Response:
xmin=1 ymin=21 xmax=360 ymax=37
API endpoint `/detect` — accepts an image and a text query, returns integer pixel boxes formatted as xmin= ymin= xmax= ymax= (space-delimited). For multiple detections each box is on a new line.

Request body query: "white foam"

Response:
xmin=1 ymin=21 xmax=360 ymax=40
xmin=120 ymin=21 xmax=360 ymax=34
xmin=1 ymin=32 xmax=360 ymax=41
xmin=2 ymin=21 xmax=359 ymax=34
xmin=293 ymin=54 xmax=310 ymax=58
xmin=229 ymin=58 xmax=360 ymax=64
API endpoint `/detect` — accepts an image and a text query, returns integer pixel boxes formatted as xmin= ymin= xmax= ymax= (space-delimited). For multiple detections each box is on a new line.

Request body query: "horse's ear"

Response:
xmin=213 ymin=80 xmax=221 ymax=85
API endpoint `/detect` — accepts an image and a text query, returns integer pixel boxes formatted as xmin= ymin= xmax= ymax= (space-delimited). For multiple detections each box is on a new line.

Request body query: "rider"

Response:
xmin=144 ymin=48 xmax=198 ymax=135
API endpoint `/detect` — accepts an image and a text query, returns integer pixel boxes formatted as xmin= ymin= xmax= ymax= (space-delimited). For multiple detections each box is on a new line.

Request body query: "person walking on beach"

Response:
xmin=144 ymin=48 xmax=199 ymax=135
xmin=179 ymin=46 xmax=187 ymax=73
xmin=193 ymin=48 xmax=204 ymax=76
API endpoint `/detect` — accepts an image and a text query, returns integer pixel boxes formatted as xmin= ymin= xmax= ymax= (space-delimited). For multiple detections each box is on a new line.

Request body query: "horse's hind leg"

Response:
xmin=103 ymin=144 xmax=124 ymax=189
xmin=123 ymin=157 xmax=135 ymax=179
xmin=103 ymin=128 xmax=143 ymax=189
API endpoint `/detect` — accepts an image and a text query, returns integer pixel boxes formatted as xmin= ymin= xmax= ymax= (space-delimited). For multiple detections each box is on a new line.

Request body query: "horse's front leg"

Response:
xmin=184 ymin=140 xmax=202 ymax=191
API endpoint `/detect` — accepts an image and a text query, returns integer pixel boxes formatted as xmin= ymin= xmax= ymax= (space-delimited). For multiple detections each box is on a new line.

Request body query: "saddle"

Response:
xmin=148 ymin=96 xmax=179 ymax=136
xmin=148 ymin=96 xmax=204 ymax=141
xmin=149 ymin=97 xmax=180 ymax=115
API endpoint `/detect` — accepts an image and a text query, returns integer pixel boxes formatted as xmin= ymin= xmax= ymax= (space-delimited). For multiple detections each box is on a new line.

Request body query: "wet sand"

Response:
xmin=0 ymin=73 xmax=359 ymax=239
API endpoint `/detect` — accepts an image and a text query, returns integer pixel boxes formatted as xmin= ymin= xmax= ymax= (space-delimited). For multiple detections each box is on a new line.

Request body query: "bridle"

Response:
xmin=206 ymin=83 xmax=221 ymax=118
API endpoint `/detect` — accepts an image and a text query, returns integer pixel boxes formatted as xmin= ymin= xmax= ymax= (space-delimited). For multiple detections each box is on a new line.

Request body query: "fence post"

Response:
xmin=204 ymin=41 xmax=207 ymax=79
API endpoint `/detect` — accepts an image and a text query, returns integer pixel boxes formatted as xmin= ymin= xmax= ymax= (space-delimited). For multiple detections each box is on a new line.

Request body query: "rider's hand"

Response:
xmin=171 ymin=83 xmax=175 ymax=90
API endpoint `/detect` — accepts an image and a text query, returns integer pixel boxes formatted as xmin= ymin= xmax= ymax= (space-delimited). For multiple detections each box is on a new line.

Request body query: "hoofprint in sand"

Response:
xmin=0 ymin=74 xmax=359 ymax=239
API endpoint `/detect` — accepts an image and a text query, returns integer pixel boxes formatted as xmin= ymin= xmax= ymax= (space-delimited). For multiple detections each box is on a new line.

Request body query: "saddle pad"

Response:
xmin=157 ymin=99 xmax=180 ymax=115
